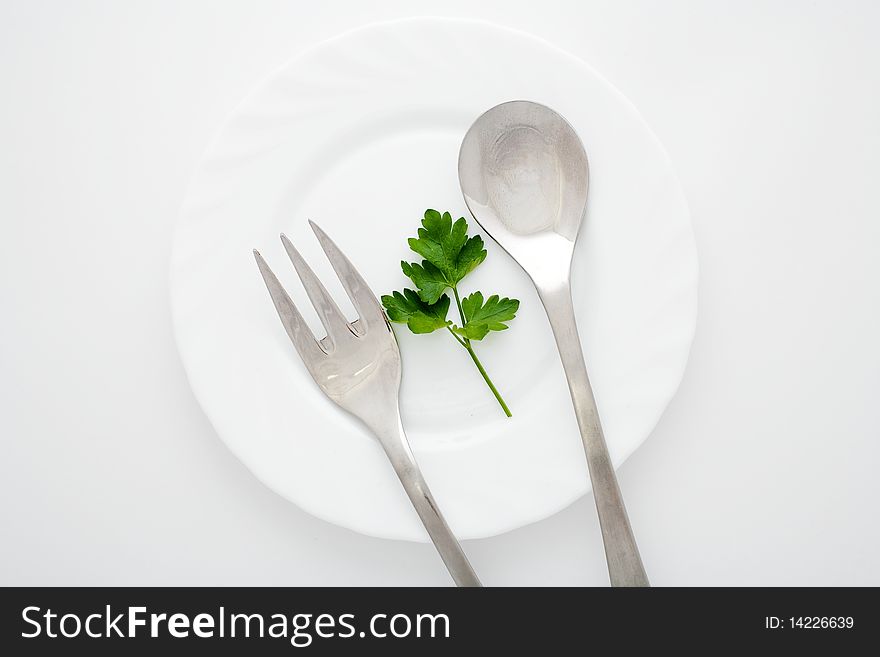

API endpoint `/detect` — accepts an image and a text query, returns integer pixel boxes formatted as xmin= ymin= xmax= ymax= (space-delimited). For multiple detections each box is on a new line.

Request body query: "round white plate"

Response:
xmin=171 ymin=18 xmax=697 ymax=542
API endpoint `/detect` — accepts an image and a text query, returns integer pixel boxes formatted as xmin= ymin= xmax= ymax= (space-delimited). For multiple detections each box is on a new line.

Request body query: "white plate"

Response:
xmin=170 ymin=18 xmax=698 ymax=542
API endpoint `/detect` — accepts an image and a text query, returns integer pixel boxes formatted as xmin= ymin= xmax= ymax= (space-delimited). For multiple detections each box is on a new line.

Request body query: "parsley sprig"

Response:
xmin=382 ymin=209 xmax=519 ymax=417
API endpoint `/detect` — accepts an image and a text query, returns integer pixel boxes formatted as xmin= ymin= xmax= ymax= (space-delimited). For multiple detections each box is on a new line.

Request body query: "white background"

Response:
xmin=2 ymin=0 xmax=878 ymax=586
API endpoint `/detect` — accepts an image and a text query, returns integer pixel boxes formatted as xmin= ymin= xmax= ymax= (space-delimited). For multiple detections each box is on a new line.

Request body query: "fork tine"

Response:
xmin=308 ymin=220 xmax=387 ymax=331
xmin=280 ymin=233 xmax=354 ymax=341
xmin=253 ymin=249 xmax=324 ymax=361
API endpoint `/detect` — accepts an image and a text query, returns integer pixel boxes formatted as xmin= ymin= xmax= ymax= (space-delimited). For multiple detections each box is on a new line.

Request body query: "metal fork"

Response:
xmin=253 ymin=221 xmax=481 ymax=587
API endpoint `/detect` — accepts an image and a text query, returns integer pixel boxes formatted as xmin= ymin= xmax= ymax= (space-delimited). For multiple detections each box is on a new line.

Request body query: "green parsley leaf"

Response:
xmin=460 ymin=292 xmax=520 ymax=335
xmin=380 ymin=289 xmax=451 ymax=334
xmin=403 ymin=210 xmax=487 ymax=297
xmin=400 ymin=261 xmax=448 ymax=305
xmin=451 ymin=323 xmax=491 ymax=341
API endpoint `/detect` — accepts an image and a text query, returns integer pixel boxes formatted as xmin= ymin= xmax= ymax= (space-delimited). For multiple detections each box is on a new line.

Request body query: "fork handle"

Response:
xmin=539 ymin=281 xmax=649 ymax=587
xmin=375 ymin=416 xmax=482 ymax=587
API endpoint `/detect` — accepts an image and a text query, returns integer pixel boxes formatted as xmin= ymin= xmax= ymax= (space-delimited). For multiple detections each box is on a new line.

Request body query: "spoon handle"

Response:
xmin=539 ymin=281 xmax=650 ymax=587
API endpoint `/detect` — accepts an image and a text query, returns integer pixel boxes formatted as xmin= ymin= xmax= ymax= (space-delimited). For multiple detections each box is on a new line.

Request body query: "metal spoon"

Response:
xmin=459 ymin=100 xmax=649 ymax=587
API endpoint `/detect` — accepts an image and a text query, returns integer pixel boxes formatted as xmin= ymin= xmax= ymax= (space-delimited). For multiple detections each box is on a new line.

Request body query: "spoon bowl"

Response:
xmin=458 ymin=100 xmax=589 ymax=284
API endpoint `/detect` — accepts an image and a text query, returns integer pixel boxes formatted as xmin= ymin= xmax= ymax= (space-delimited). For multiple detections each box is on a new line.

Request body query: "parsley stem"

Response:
xmin=450 ymin=284 xmax=512 ymax=416
xmin=463 ymin=342 xmax=512 ymax=417
xmin=452 ymin=286 xmax=467 ymax=329
xmin=447 ymin=285 xmax=513 ymax=417
xmin=446 ymin=326 xmax=467 ymax=347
